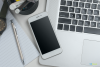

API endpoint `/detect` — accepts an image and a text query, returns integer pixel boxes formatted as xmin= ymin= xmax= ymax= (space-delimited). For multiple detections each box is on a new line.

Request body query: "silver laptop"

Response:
xmin=39 ymin=0 xmax=100 ymax=67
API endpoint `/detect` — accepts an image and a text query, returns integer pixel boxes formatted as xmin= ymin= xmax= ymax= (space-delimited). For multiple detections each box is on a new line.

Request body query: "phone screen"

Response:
xmin=30 ymin=16 xmax=60 ymax=54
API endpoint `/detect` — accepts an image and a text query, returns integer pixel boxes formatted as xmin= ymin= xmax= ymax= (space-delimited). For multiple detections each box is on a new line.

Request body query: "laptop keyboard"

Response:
xmin=58 ymin=0 xmax=100 ymax=35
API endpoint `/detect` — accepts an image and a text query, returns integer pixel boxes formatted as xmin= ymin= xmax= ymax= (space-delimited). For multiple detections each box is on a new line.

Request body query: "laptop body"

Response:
xmin=39 ymin=0 xmax=100 ymax=67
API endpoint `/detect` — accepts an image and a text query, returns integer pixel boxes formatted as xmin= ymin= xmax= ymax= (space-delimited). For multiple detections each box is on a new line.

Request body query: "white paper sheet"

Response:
xmin=0 ymin=1 xmax=39 ymax=67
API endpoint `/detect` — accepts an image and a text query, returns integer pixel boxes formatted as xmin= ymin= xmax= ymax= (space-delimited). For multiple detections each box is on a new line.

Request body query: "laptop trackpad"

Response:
xmin=81 ymin=40 xmax=100 ymax=66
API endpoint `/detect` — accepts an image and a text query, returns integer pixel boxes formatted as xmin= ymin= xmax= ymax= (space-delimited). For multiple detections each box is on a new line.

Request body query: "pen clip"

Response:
xmin=11 ymin=20 xmax=17 ymax=35
xmin=11 ymin=20 xmax=15 ymax=27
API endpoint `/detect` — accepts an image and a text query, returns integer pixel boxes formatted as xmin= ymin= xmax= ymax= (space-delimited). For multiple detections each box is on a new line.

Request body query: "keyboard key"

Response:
xmin=88 ymin=15 xmax=94 ymax=21
xmin=91 ymin=4 xmax=97 ymax=9
xmin=61 ymin=0 xmax=66 ymax=5
xmin=69 ymin=7 xmax=74 ymax=12
xmin=70 ymin=25 xmax=75 ymax=31
xmin=87 ymin=9 xmax=93 ymax=15
xmin=98 ymin=5 xmax=100 ymax=10
xmin=73 ymin=2 xmax=78 ymax=7
xmin=82 ymin=15 xmax=87 ymax=20
xmin=78 ymin=20 xmax=84 ymax=25
xmin=80 ymin=0 xmax=86 ymax=2
xmin=79 ymin=2 xmax=84 ymax=7
xmin=67 ymin=1 xmax=72 ymax=6
xmin=94 ymin=10 xmax=99 ymax=15
xmin=84 ymin=27 xmax=100 ymax=35
xmin=76 ymin=14 xmax=81 ymax=19
xmin=59 ymin=18 xmax=71 ymax=24
xmin=58 ymin=24 xmax=63 ymax=30
xmin=70 ymin=13 xmax=75 ymax=18
xmin=97 ymin=23 xmax=100 ymax=28
xmin=85 ymin=21 xmax=90 ymax=26
xmin=93 ymin=0 xmax=98 ymax=3
xmin=91 ymin=22 xmax=96 ymax=27
xmin=76 ymin=26 xmax=83 ymax=32
xmin=60 ymin=6 xmax=68 ymax=11
xmin=81 ymin=9 xmax=87 ymax=14
xmin=72 ymin=20 xmax=77 ymax=25
xmin=59 ymin=12 xmax=69 ymax=18
xmin=87 ymin=0 xmax=92 ymax=2
xmin=85 ymin=3 xmax=90 ymax=8
xmin=75 ymin=8 xmax=80 ymax=13
xmin=95 ymin=16 xmax=100 ymax=21
xmin=64 ymin=25 xmax=69 ymax=30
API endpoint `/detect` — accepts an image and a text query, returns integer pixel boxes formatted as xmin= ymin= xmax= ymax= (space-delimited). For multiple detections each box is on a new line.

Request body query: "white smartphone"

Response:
xmin=28 ymin=12 xmax=62 ymax=60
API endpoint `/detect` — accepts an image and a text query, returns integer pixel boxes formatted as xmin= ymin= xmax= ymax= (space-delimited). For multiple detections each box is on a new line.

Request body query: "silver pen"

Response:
xmin=11 ymin=20 xmax=24 ymax=65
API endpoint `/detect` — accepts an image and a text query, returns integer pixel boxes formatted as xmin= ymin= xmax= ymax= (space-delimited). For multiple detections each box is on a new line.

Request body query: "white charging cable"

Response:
xmin=9 ymin=0 xmax=25 ymax=10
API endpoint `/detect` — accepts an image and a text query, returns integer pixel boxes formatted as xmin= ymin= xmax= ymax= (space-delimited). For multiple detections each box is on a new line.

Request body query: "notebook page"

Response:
xmin=0 ymin=1 xmax=39 ymax=67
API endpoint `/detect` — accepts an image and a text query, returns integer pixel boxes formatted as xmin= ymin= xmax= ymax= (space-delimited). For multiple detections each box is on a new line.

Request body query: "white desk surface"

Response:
xmin=11 ymin=0 xmax=52 ymax=67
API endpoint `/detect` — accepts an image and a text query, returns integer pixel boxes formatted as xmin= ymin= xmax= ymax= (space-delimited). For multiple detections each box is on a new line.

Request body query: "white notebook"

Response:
xmin=0 ymin=1 xmax=39 ymax=67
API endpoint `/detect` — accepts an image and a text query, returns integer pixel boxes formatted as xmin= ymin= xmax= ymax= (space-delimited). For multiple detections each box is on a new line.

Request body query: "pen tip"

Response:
xmin=22 ymin=60 xmax=25 ymax=65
